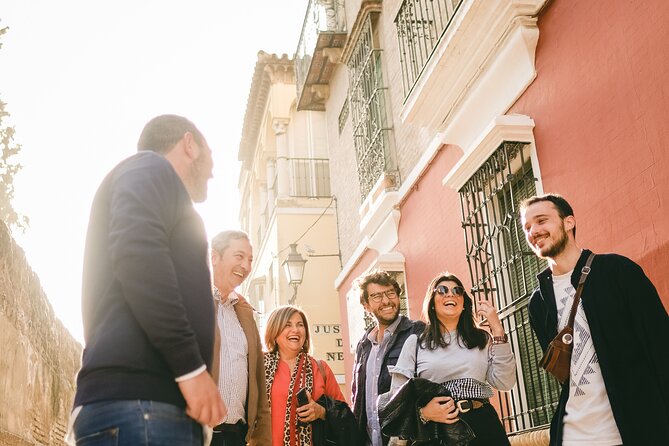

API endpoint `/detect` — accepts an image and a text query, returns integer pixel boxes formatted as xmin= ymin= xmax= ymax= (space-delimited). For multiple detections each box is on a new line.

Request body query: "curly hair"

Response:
xmin=352 ymin=269 xmax=402 ymax=305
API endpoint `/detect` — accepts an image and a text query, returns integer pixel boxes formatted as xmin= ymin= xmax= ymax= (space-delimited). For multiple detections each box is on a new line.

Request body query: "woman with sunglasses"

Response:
xmin=386 ymin=272 xmax=516 ymax=445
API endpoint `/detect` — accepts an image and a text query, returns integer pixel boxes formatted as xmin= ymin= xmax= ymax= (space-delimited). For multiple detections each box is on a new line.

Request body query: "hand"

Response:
xmin=178 ymin=370 xmax=227 ymax=427
xmin=420 ymin=396 xmax=460 ymax=424
xmin=477 ymin=298 xmax=504 ymax=335
xmin=296 ymin=390 xmax=326 ymax=423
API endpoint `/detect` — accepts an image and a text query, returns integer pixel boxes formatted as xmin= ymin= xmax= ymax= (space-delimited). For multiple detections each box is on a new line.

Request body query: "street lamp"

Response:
xmin=282 ymin=243 xmax=307 ymax=304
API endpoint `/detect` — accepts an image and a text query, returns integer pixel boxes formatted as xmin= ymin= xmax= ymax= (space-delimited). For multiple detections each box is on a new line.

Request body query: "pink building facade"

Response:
xmin=295 ymin=0 xmax=669 ymax=441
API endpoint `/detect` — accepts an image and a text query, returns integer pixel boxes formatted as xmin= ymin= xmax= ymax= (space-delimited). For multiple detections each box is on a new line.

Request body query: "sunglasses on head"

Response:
xmin=433 ymin=285 xmax=465 ymax=296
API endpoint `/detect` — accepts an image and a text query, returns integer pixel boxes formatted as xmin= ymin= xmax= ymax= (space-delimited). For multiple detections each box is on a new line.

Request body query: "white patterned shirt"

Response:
xmin=214 ymin=288 xmax=248 ymax=424
xmin=553 ymin=271 xmax=622 ymax=445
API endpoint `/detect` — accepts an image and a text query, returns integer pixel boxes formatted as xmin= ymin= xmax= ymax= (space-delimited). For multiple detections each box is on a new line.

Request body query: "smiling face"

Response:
xmin=433 ymin=280 xmax=465 ymax=324
xmin=211 ymin=237 xmax=253 ymax=294
xmin=521 ymin=201 xmax=574 ymax=259
xmin=275 ymin=311 xmax=307 ymax=356
xmin=363 ymin=282 xmax=400 ymax=327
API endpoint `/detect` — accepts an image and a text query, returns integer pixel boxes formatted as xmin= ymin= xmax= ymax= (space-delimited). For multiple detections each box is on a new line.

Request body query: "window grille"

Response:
xmin=395 ymin=0 xmax=464 ymax=98
xmin=459 ymin=141 xmax=560 ymax=433
xmin=288 ymin=158 xmax=331 ymax=198
xmin=348 ymin=15 xmax=392 ymax=199
xmin=338 ymin=92 xmax=349 ymax=134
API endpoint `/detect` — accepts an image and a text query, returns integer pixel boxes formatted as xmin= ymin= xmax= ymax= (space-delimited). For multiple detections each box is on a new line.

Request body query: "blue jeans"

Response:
xmin=73 ymin=400 xmax=203 ymax=446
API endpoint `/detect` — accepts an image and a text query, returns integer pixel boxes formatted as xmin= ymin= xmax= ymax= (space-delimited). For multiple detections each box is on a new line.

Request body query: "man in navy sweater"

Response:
xmin=71 ymin=115 xmax=226 ymax=445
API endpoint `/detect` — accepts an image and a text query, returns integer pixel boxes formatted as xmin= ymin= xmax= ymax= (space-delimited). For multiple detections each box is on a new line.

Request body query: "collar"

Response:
xmin=213 ymin=287 xmax=239 ymax=306
xmin=367 ymin=314 xmax=403 ymax=343
xmin=536 ymin=249 xmax=593 ymax=287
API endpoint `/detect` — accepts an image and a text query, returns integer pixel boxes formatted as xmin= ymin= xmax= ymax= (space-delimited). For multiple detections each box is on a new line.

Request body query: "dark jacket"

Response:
xmin=352 ymin=315 xmax=425 ymax=445
xmin=378 ymin=377 xmax=475 ymax=445
xmin=312 ymin=394 xmax=361 ymax=446
xmin=75 ymin=152 xmax=215 ymax=408
xmin=528 ymin=249 xmax=669 ymax=446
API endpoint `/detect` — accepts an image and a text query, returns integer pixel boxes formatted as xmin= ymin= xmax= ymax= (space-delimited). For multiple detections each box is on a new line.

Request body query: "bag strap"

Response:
xmin=414 ymin=335 xmax=420 ymax=376
xmin=565 ymin=252 xmax=596 ymax=328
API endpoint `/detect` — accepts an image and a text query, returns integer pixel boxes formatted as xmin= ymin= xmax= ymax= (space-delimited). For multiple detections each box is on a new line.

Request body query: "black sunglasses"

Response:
xmin=433 ymin=285 xmax=465 ymax=296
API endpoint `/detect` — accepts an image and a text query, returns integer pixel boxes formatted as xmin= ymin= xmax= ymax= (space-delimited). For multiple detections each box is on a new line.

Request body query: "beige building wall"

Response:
xmin=0 ymin=221 xmax=82 ymax=446
xmin=237 ymin=52 xmax=345 ymax=389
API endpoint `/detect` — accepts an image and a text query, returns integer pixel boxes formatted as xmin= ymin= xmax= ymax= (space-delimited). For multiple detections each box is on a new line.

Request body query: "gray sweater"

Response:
xmin=389 ymin=332 xmax=516 ymax=395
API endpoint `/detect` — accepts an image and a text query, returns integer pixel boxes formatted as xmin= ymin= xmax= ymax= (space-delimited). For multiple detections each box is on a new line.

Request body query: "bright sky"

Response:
xmin=1 ymin=1 xmax=306 ymax=344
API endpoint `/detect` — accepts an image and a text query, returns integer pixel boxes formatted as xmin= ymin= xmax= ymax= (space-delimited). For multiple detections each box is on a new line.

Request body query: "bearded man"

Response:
xmin=350 ymin=270 xmax=424 ymax=446
xmin=71 ymin=115 xmax=225 ymax=446
xmin=520 ymin=193 xmax=669 ymax=446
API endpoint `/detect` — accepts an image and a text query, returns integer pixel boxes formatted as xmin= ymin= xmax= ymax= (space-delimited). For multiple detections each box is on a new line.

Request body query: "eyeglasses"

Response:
xmin=368 ymin=289 xmax=398 ymax=303
xmin=433 ymin=285 xmax=465 ymax=296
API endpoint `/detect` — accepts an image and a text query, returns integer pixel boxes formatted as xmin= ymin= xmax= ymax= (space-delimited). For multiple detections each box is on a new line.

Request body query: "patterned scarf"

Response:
xmin=264 ymin=351 xmax=314 ymax=446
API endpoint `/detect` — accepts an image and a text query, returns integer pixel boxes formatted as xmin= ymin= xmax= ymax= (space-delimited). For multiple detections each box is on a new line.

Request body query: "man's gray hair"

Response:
xmin=211 ymin=230 xmax=250 ymax=254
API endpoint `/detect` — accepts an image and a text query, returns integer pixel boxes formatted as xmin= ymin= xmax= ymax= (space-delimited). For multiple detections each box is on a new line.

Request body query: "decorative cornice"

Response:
xmin=340 ymin=0 xmax=382 ymax=65
xmin=238 ymin=51 xmax=294 ymax=166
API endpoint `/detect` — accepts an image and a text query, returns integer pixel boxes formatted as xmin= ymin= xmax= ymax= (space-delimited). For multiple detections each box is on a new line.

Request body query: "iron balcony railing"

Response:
xmin=288 ymin=157 xmax=331 ymax=198
xmin=395 ymin=0 xmax=464 ymax=98
xmin=295 ymin=0 xmax=347 ymax=111
xmin=348 ymin=16 xmax=392 ymax=200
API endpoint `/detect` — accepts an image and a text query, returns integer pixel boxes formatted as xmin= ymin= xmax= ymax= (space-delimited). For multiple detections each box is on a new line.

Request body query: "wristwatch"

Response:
xmin=492 ymin=334 xmax=509 ymax=344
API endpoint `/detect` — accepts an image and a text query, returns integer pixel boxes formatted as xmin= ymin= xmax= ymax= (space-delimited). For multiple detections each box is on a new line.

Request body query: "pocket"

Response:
xmin=76 ymin=427 xmax=119 ymax=446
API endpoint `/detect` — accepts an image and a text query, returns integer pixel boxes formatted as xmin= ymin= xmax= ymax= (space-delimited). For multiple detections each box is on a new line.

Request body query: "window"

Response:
xmin=347 ymin=14 xmax=393 ymax=199
xmin=395 ymin=0 xmax=464 ymax=98
xmin=288 ymin=158 xmax=331 ymax=197
xmin=459 ymin=141 xmax=560 ymax=433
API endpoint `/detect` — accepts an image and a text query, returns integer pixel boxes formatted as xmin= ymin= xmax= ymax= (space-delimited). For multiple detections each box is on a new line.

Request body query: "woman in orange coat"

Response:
xmin=264 ymin=305 xmax=346 ymax=446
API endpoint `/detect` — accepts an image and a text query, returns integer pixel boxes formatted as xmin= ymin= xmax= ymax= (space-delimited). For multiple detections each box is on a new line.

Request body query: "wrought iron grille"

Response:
xmin=395 ymin=0 xmax=464 ymax=98
xmin=288 ymin=158 xmax=331 ymax=198
xmin=338 ymin=91 xmax=349 ymax=134
xmin=458 ymin=142 xmax=561 ymax=434
xmin=348 ymin=16 xmax=392 ymax=199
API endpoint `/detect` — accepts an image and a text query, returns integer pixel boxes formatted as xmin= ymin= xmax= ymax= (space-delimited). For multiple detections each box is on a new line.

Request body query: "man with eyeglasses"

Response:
xmin=520 ymin=193 xmax=669 ymax=446
xmin=351 ymin=270 xmax=425 ymax=446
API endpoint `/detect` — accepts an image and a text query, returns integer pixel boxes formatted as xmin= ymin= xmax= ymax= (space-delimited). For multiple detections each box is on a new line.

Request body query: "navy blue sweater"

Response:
xmin=74 ymin=151 xmax=215 ymax=408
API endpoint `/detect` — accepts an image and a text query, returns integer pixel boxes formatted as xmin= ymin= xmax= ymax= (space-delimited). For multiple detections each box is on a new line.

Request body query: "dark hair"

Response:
xmin=137 ymin=114 xmax=205 ymax=154
xmin=519 ymin=193 xmax=576 ymax=237
xmin=353 ymin=269 xmax=402 ymax=305
xmin=419 ymin=272 xmax=487 ymax=351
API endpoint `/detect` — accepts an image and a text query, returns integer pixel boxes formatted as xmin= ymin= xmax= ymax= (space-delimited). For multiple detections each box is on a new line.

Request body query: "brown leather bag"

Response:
xmin=539 ymin=253 xmax=595 ymax=384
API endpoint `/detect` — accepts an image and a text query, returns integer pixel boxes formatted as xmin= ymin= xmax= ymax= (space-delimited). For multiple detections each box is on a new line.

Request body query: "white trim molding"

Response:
xmin=400 ymin=0 xmax=545 ymax=133
xmin=443 ymin=114 xmax=536 ymax=191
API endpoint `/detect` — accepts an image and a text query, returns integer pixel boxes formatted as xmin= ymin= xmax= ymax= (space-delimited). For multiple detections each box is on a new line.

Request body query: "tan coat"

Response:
xmin=233 ymin=296 xmax=272 ymax=446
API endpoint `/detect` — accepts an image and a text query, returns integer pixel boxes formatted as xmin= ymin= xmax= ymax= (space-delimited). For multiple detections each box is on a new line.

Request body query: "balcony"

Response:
xmin=395 ymin=0 xmax=464 ymax=98
xmin=288 ymin=158 xmax=331 ymax=198
xmin=295 ymin=0 xmax=347 ymax=111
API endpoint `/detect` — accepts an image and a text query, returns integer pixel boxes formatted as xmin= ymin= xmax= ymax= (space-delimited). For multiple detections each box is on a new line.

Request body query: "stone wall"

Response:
xmin=0 ymin=221 xmax=82 ymax=445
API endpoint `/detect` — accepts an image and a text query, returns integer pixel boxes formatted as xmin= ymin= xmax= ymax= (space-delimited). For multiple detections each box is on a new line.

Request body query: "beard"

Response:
xmin=188 ymin=153 xmax=211 ymax=203
xmin=532 ymin=224 xmax=569 ymax=258
xmin=372 ymin=304 xmax=400 ymax=326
